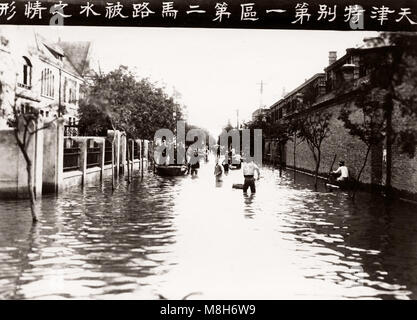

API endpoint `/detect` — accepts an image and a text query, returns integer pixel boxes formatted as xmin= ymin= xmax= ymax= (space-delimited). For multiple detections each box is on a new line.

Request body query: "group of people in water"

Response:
xmin=214 ymin=149 xmax=261 ymax=193
xmin=184 ymin=146 xmax=261 ymax=194
xmin=187 ymin=146 xmax=350 ymax=193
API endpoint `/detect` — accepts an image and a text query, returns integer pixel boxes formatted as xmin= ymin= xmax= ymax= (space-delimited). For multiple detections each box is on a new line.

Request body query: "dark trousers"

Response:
xmin=243 ymin=175 xmax=256 ymax=193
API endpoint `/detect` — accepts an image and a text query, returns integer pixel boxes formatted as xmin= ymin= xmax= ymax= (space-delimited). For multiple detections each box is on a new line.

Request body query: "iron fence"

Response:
xmin=64 ymin=125 xmax=79 ymax=137
xmin=63 ymin=139 xmax=80 ymax=172
xmin=133 ymin=142 xmax=139 ymax=159
xmin=104 ymin=140 xmax=113 ymax=165
xmin=87 ymin=141 xmax=101 ymax=168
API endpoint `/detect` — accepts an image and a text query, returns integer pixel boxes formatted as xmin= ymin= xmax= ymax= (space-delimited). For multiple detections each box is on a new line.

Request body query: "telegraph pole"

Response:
xmin=257 ymin=80 xmax=267 ymax=109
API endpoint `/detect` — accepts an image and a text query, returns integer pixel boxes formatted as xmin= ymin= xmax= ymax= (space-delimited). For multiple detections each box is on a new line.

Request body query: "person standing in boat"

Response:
xmin=333 ymin=161 xmax=349 ymax=182
xmin=242 ymin=160 xmax=260 ymax=193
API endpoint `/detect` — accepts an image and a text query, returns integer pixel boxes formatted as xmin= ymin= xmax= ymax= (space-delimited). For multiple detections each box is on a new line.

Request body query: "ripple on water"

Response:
xmin=1 ymin=160 xmax=417 ymax=299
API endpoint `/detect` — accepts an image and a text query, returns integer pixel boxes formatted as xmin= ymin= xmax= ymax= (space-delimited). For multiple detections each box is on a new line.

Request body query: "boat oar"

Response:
xmin=326 ymin=154 xmax=337 ymax=191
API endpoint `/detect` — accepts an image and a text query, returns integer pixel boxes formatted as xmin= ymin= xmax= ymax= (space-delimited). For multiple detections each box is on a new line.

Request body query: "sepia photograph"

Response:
xmin=1 ymin=0 xmax=417 ymax=304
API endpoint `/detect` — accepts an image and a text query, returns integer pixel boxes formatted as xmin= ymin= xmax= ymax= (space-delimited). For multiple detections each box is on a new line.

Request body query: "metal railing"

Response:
xmin=63 ymin=139 xmax=81 ymax=172
xmin=64 ymin=125 xmax=79 ymax=137
xmin=133 ymin=142 xmax=139 ymax=160
xmin=104 ymin=140 xmax=113 ymax=165
xmin=87 ymin=142 xmax=101 ymax=168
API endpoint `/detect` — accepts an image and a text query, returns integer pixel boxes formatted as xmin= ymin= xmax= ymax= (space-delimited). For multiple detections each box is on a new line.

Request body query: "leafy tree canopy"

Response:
xmin=78 ymin=66 xmax=184 ymax=140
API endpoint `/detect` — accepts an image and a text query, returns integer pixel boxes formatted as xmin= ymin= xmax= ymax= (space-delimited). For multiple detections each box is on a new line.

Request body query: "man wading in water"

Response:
xmin=242 ymin=160 xmax=260 ymax=193
xmin=214 ymin=158 xmax=223 ymax=182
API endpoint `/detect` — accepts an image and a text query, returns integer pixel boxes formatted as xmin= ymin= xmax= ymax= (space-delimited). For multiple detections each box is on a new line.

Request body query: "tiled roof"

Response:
xmin=58 ymin=41 xmax=91 ymax=77
xmin=34 ymin=33 xmax=84 ymax=78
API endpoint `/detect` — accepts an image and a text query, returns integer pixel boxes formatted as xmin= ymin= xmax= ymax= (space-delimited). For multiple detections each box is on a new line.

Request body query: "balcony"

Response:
xmin=17 ymin=82 xmax=32 ymax=90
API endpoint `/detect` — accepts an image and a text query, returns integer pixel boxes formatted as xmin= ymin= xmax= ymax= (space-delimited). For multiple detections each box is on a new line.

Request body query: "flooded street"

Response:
xmin=1 ymin=156 xmax=417 ymax=300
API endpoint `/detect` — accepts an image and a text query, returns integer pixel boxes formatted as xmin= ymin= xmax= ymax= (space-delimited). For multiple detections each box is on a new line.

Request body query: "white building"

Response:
xmin=0 ymin=27 xmax=97 ymax=130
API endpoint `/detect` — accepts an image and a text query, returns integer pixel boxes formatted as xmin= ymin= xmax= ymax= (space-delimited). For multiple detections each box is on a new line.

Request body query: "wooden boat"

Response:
xmin=326 ymin=179 xmax=354 ymax=191
xmin=155 ymin=164 xmax=188 ymax=176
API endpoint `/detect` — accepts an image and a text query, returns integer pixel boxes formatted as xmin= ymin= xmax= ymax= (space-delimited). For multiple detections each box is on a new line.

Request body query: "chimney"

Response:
xmin=329 ymin=51 xmax=337 ymax=65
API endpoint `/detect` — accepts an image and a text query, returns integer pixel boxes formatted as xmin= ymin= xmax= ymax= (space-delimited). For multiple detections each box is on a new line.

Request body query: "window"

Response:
xmin=20 ymin=103 xmax=32 ymax=114
xmin=18 ymin=56 xmax=32 ymax=89
xmin=64 ymin=77 xmax=77 ymax=104
xmin=41 ymin=68 xmax=55 ymax=98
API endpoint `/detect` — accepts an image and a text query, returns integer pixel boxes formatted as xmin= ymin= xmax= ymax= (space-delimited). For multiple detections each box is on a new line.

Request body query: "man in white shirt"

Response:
xmin=333 ymin=161 xmax=349 ymax=181
xmin=242 ymin=160 xmax=260 ymax=193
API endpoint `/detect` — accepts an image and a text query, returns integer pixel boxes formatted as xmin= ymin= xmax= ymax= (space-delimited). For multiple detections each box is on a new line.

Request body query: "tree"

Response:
xmin=297 ymin=111 xmax=332 ymax=190
xmin=269 ymin=118 xmax=291 ymax=176
xmin=79 ymin=66 xmax=182 ymax=140
xmin=339 ymin=86 xmax=386 ymax=199
xmin=78 ymin=66 xmax=184 ymax=184
xmin=287 ymin=117 xmax=305 ymax=181
xmin=2 ymin=83 xmax=61 ymax=223
xmin=1 ymin=45 xmax=62 ymax=223
xmin=359 ymin=32 xmax=417 ymax=196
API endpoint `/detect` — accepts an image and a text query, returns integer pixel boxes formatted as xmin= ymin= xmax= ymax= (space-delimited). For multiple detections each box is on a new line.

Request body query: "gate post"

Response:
xmin=79 ymin=139 xmax=88 ymax=187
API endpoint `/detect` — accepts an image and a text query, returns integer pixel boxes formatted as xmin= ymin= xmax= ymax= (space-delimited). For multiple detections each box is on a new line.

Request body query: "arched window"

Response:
xmin=20 ymin=56 xmax=32 ymax=89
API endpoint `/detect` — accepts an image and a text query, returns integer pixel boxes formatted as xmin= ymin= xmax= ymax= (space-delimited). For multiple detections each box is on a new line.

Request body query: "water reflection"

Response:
xmin=0 ymin=156 xmax=417 ymax=299
xmin=243 ymin=193 xmax=255 ymax=218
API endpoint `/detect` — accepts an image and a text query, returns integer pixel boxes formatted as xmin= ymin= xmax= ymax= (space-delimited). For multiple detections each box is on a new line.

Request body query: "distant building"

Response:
xmin=252 ymin=108 xmax=266 ymax=121
xmin=0 ymin=27 xmax=97 ymax=130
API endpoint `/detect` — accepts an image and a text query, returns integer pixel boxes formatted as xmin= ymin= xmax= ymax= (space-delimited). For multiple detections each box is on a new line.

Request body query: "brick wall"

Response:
xmin=390 ymin=106 xmax=417 ymax=197
xmin=283 ymin=104 xmax=383 ymax=186
xmin=277 ymin=102 xmax=417 ymax=200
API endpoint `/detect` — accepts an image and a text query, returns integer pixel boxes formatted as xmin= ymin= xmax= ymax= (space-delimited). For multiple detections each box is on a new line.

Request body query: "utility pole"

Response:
xmin=236 ymin=109 xmax=239 ymax=129
xmin=58 ymin=68 xmax=62 ymax=118
xmin=257 ymin=80 xmax=267 ymax=109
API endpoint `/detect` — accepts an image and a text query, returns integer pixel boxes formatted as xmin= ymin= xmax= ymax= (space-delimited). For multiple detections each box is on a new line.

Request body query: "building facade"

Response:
xmin=262 ymin=38 xmax=417 ymax=201
xmin=0 ymin=27 xmax=95 ymax=130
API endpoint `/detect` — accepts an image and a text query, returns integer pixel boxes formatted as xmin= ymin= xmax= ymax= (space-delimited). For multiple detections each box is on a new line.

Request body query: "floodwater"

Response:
xmin=1 ymin=156 xmax=417 ymax=300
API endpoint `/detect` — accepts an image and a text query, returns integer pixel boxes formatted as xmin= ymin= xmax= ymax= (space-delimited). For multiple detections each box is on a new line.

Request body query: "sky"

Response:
xmin=28 ymin=26 xmax=377 ymax=135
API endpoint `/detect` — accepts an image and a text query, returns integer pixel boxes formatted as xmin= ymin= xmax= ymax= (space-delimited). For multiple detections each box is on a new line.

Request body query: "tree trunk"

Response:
xmin=293 ymin=135 xmax=296 ymax=182
xmin=127 ymin=141 xmax=131 ymax=184
xmin=351 ymin=145 xmax=371 ymax=200
xmin=26 ymin=160 xmax=38 ymax=223
xmin=141 ymin=141 xmax=144 ymax=178
xmin=111 ymin=142 xmax=115 ymax=190
xmin=314 ymin=150 xmax=321 ymax=191
xmin=14 ymin=128 xmax=38 ymax=223
xmin=130 ymin=141 xmax=134 ymax=177
xmin=385 ymin=105 xmax=393 ymax=198
xmin=278 ymin=142 xmax=282 ymax=177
